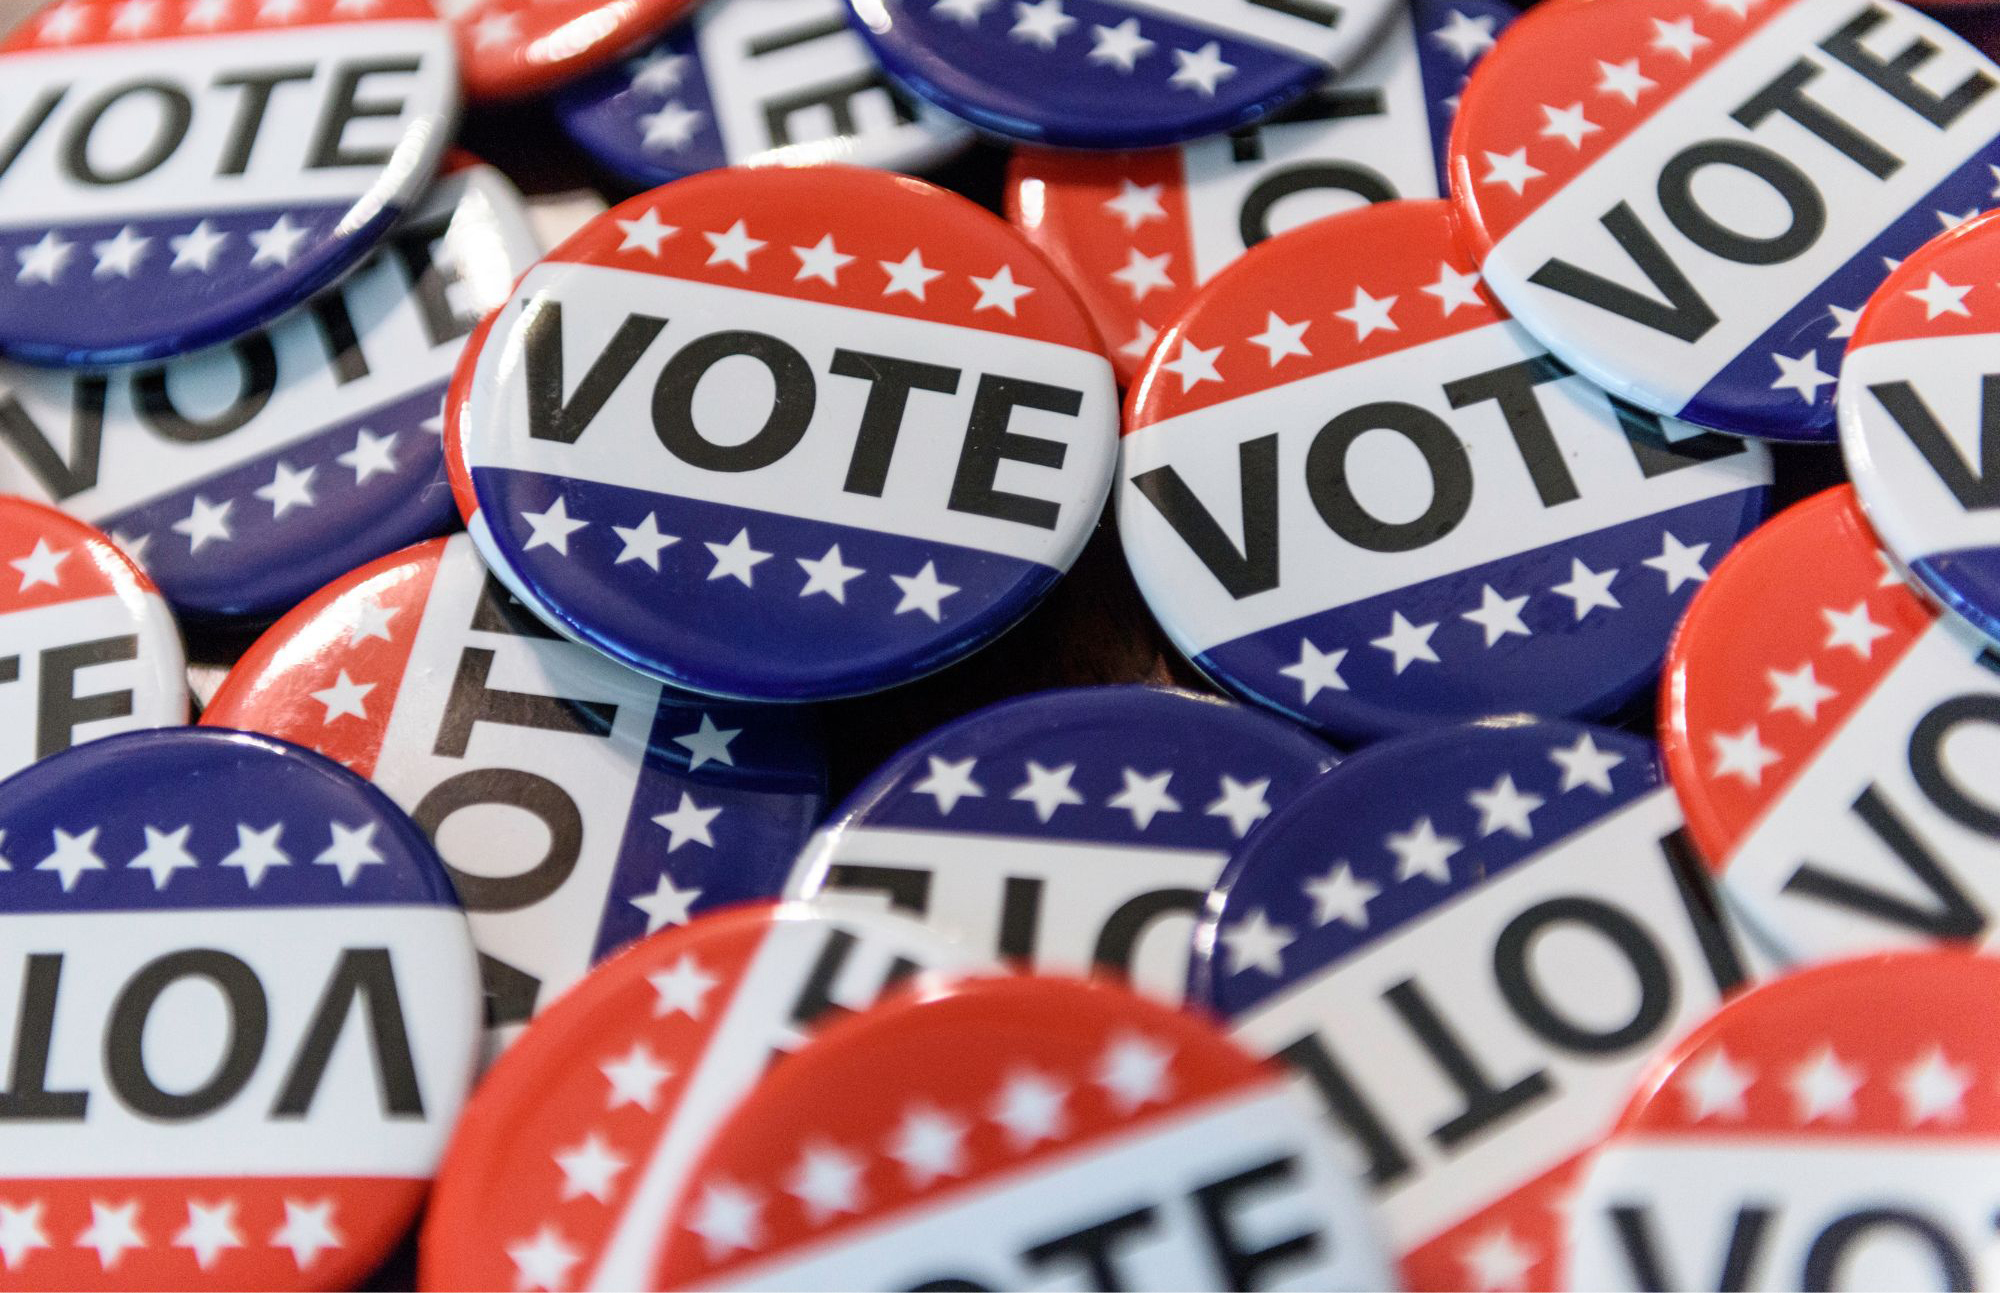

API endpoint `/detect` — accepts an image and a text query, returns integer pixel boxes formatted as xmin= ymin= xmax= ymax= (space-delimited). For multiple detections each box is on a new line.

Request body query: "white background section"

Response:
xmin=0 ymin=592 xmax=186 ymax=773
xmin=1122 ymin=0 xmax=1349 ymax=65
xmin=1843 ymin=330 xmax=2000 ymax=561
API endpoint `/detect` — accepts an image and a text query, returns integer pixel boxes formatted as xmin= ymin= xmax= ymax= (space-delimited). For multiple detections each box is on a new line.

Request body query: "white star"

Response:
xmin=38 ymin=826 xmax=104 ymax=891
xmin=270 ymin=1199 xmax=341 ymax=1270
xmin=1303 ymin=863 xmax=1378 ymax=929
xmin=1160 ymin=337 xmax=1223 ymax=390
xmin=1110 ymin=247 xmax=1174 ymax=300
xmin=1088 ymin=16 xmax=1153 ymax=70
xmin=912 ymin=755 xmax=983 ymax=814
xmin=1103 ymin=180 xmax=1166 ymax=231
xmin=9 ymin=539 xmax=66 ymax=590
xmin=615 ymin=208 xmax=677 ymax=255
xmin=1710 ymin=724 xmax=1780 ymax=786
xmin=1205 ymin=775 xmax=1272 ymax=838
xmin=705 ymin=528 xmax=771 ymax=586
xmin=1770 ymin=349 xmax=1835 ymax=404
xmin=37 ymin=1 xmax=90 ymax=40
xmin=171 ymin=495 xmax=234 ymax=551
xmin=1248 ymin=312 xmax=1311 ymax=365
xmin=892 ymin=561 xmax=959 ymax=621
xmin=704 ymin=220 xmax=765 ymax=271
xmin=1907 ymin=271 xmax=1973 ymax=320
xmin=992 ymin=1069 xmax=1068 ymax=1147
xmin=1538 ymin=101 xmax=1599 ymax=149
xmin=600 ymin=1041 xmax=672 ymax=1110
xmin=1550 ymin=557 xmax=1620 ymax=619
xmin=1642 ymin=531 xmax=1709 ymax=592
xmin=612 ymin=512 xmax=677 ymax=570
xmin=1767 ymin=661 xmax=1836 ymax=722
xmin=555 ymin=1134 xmax=628 ymax=1203
xmin=110 ymin=530 xmax=150 ymax=564
xmin=881 ymin=248 xmax=945 ymax=300
xmin=257 ymin=0 xmax=303 ymax=19
xmin=792 ymin=233 xmax=854 ymax=286
xmin=652 ymin=792 xmax=721 ymax=852
xmin=1432 ymin=7 xmax=1496 ymax=60
xmin=14 ymin=231 xmax=72 ymax=285
xmin=1939 ymin=207 xmax=1980 ymax=230
xmin=1679 ymin=1047 xmax=1754 ymax=1120
xmin=127 ymin=824 xmax=197 ymax=889
xmin=1898 ymin=1047 xmax=1970 ymax=1125
xmin=76 ymin=1200 xmax=144 ymax=1270
xmin=1371 ymin=611 xmax=1440 ymax=673
xmin=674 ymin=715 xmax=739 ymax=771
xmin=348 ymin=596 xmax=398 ymax=645
xmin=1107 ymin=768 xmax=1180 ymax=829
xmin=1875 ymin=548 xmax=1906 ymax=588
xmin=786 ymin=1144 xmax=866 ymax=1222
xmin=1120 ymin=320 xmax=1160 ymax=359
xmin=1595 ymin=57 xmax=1656 ymax=104
xmin=316 ymin=821 xmax=383 ymax=885
xmin=1170 ymin=41 xmax=1236 ymax=96
xmin=109 ymin=0 xmax=159 ymax=33
xmin=1469 ymin=774 xmax=1544 ymax=839
xmin=469 ymin=9 xmax=517 ymax=47
xmin=639 ymin=101 xmax=704 ymax=151
xmin=309 ymin=669 xmax=374 ymax=723
xmin=1461 ymin=1228 xmax=1536 ymax=1292
xmin=931 ymin=0 xmax=994 ymax=23
xmin=1422 ymin=262 xmax=1485 ymax=314
xmin=173 ymin=1200 xmax=242 ymax=1269
xmin=648 ymin=954 xmax=718 ymax=1017
xmin=1279 ymin=638 xmax=1348 ymax=702
xmin=1462 ymin=584 xmax=1530 ymax=646
xmin=507 ymin=1226 xmax=580 ymax=1292
xmin=1012 ymin=761 xmax=1084 ymax=822
xmin=91 ymin=225 xmax=149 ymax=278
xmin=221 ymin=822 xmax=289 ymax=887
xmin=1009 ymin=0 xmax=1073 ymax=48
xmin=1220 ymin=907 xmax=1294 ymax=976
xmin=628 ymin=49 xmax=689 ymax=93
xmin=1649 ymin=15 xmax=1709 ymax=60
xmin=887 ymin=1105 xmax=967 ymax=1185
xmin=1481 ymin=147 xmax=1544 ymax=195
xmin=797 ymin=544 xmax=865 ymax=602
xmin=1826 ymin=303 xmax=1863 ymax=339
xmin=0 ymin=1202 xmax=47 ymax=1270
xmin=971 ymin=264 xmax=1035 ymax=315
xmin=1388 ymin=817 xmax=1460 ymax=883
xmin=1097 ymin=1034 xmax=1173 ymax=1112
xmin=1549 ymin=733 xmax=1624 ymax=794
xmin=337 ymin=427 xmax=398 ymax=483
xmin=1705 ymin=0 xmax=1751 ymax=16
xmin=1336 ymin=285 xmax=1399 ymax=339
xmin=249 ymin=214 xmax=309 ymax=268
xmin=1789 ymin=1046 xmax=1862 ymax=1123
xmin=252 ymin=460 xmax=317 ymax=517
xmin=1822 ymin=600 xmax=1891 ymax=658
xmin=629 ymin=873 xmax=701 ymax=932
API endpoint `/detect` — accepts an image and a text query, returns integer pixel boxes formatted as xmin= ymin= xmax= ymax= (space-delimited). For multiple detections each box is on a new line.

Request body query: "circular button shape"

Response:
xmin=1007 ymin=0 xmax=1512 ymax=384
xmin=0 ymin=498 xmax=186 ymax=780
xmin=554 ymin=0 xmax=973 ymax=190
xmin=1121 ymin=198 xmax=1773 ymax=744
xmin=1188 ymin=718 xmax=1744 ymax=1291
xmin=1565 ymin=950 xmax=2000 ymax=1290
xmin=1450 ymin=0 xmax=2000 ymax=442
xmin=0 ymin=157 xmax=544 ymax=622
xmin=203 ymin=533 xmax=829 ymax=1058
xmin=458 ymin=166 xmax=1119 ymax=702
xmin=443 ymin=0 xmax=698 ymax=101
xmin=1660 ymin=484 xmax=2000 ymax=967
xmin=0 ymin=0 xmax=460 ymax=366
xmin=787 ymin=684 xmax=1336 ymax=1002
xmin=1842 ymin=206 xmax=2000 ymax=646
xmin=844 ymin=0 xmax=1395 ymax=149
xmin=0 ymin=726 xmax=481 ymax=1291
xmin=418 ymin=902 xmax=982 ymax=1292
xmin=646 ymin=973 xmax=1393 ymax=1290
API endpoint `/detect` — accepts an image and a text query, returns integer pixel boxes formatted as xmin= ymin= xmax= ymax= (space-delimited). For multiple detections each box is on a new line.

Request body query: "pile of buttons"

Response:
xmin=3 ymin=0 xmax=2000 ymax=1287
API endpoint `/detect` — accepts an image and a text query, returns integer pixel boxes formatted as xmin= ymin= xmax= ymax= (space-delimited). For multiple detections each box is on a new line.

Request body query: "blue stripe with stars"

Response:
xmin=555 ymin=21 xmax=730 ymax=189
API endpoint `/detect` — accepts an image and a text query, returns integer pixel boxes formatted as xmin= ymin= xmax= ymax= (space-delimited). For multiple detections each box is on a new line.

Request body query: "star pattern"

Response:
xmin=898 ymin=754 xmax=1286 ymax=845
xmin=1663 ymin=1038 xmax=1996 ymax=1134
xmin=0 ymin=1193 xmax=350 ymax=1278
xmin=928 ymin=0 xmax=1239 ymax=98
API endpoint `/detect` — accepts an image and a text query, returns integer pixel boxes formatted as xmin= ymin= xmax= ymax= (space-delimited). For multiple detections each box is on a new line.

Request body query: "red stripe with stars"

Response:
xmin=0 ymin=501 xmax=155 ymax=616
xmin=1849 ymin=206 xmax=2000 ymax=349
xmin=2 ymin=0 xmax=439 ymax=52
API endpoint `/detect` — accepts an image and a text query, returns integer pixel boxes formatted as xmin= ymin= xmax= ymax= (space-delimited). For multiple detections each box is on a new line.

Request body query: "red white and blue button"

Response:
xmin=1120 ymin=198 xmax=1773 ymax=744
xmin=0 ymin=726 xmax=481 ymax=1290
xmin=786 ymin=684 xmax=1336 ymax=1002
xmin=843 ymin=0 xmax=1397 ymax=149
xmin=0 ymin=0 xmax=459 ymax=366
xmin=440 ymin=0 xmax=698 ymax=100
xmin=455 ymin=165 xmax=1119 ymax=702
xmin=1450 ymin=0 xmax=2000 ymax=442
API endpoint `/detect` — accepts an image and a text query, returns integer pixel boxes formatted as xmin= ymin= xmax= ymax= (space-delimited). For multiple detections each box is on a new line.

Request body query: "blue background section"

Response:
xmin=1411 ymin=0 xmax=1516 ymax=193
xmin=555 ymin=16 xmax=730 ymax=189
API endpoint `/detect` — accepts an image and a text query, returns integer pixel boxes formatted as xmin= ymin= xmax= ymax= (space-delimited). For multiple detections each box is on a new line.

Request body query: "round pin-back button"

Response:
xmin=1120 ymin=197 xmax=1773 ymax=744
xmin=845 ymin=0 xmax=1403 ymax=149
xmin=553 ymin=0 xmax=973 ymax=191
xmin=202 ymin=533 xmax=828 ymax=1059
xmin=1187 ymin=717 xmax=1746 ymax=1291
xmin=786 ymin=684 xmax=1335 ymax=1002
xmin=1449 ymin=0 xmax=2000 ymax=443
xmin=0 ymin=157 xmax=543 ymax=623
xmin=1008 ymin=0 xmax=1513 ymax=384
xmin=456 ymin=165 xmax=1120 ymax=702
xmin=1565 ymin=949 xmax=2000 ymax=1291
xmin=1660 ymin=484 xmax=2000 ymax=967
xmin=0 ymin=0 xmax=459 ymax=366
xmin=417 ymin=901 xmax=983 ymax=1292
xmin=442 ymin=0 xmax=697 ymax=101
xmin=0 ymin=498 xmax=186 ymax=780
xmin=1842 ymin=207 xmax=2000 ymax=646
xmin=646 ymin=972 xmax=1393 ymax=1291
xmin=0 ymin=725 xmax=480 ymax=1291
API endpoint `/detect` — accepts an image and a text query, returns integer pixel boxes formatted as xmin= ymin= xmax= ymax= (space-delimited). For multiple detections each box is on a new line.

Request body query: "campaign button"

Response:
xmin=646 ymin=973 xmax=1392 ymax=1290
xmin=1185 ymin=718 xmax=1745 ymax=1291
xmin=786 ymin=684 xmax=1336 ymax=1003
xmin=1841 ymin=206 xmax=2000 ymax=647
xmin=1007 ymin=0 xmax=1513 ymax=384
xmin=1120 ymin=197 xmax=1773 ymax=744
xmin=1565 ymin=949 xmax=2000 ymax=1290
xmin=0 ymin=157 xmax=544 ymax=623
xmin=456 ymin=165 xmax=1120 ymax=702
xmin=1450 ymin=0 xmax=2000 ymax=443
xmin=202 ymin=532 xmax=828 ymax=1058
xmin=418 ymin=902 xmax=983 ymax=1292
xmin=0 ymin=0 xmax=459 ymax=366
xmin=0 ymin=726 xmax=481 ymax=1291
xmin=1660 ymin=484 xmax=2000 ymax=968
xmin=440 ymin=0 xmax=696 ymax=100
xmin=553 ymin=0 xmax=973 ymax=191
xmin=0 ymin=497 xmax=186 ymax=781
